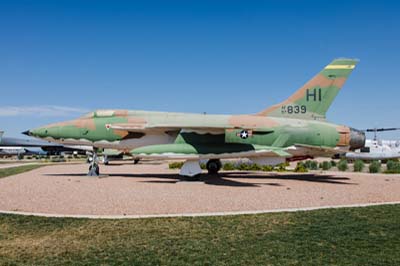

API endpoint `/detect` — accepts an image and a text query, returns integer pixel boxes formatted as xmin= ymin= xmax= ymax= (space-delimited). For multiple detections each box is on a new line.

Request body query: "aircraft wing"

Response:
xmin=130 ymin=143 xmax=291 ymax=160
xmin=109 ymin=123 xmax=277 ymax=137
xmin=292 ymin=143 xmax=346 ymax=156
xmin=109 ymin=122 xmax=236 ymax=133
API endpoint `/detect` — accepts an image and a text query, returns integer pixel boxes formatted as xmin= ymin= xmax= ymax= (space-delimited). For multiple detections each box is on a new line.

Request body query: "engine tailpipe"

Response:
xmin=349 ymin=128 xmax=366 ymax=150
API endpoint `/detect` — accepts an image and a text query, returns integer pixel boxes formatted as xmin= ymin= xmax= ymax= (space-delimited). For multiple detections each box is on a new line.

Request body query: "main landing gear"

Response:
xmin=179 ymin=159 xmax=222 ymax=177
xmin=206 ymin=159 xmax=222 ymax=175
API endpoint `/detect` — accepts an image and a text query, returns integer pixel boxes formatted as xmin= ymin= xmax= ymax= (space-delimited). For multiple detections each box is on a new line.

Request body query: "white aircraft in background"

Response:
xmin=346 ymin=128 xmax=400 ymax=160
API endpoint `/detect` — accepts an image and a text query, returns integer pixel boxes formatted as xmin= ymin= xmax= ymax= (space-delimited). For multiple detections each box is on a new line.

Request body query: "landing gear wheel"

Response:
xmin=206 ymin=159 xmax=222 ymax=175
xmin=88 ymin=164 xmax=100 ymax=176
xmin=133 ymin=158 xmax=140 ymax=165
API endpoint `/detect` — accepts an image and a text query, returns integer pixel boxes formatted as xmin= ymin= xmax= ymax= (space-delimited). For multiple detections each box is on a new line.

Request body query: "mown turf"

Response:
xmin=0 ymin=205 xmax=399 ymax=265
xmin=0 ymin=164 xmax=44 ymax=179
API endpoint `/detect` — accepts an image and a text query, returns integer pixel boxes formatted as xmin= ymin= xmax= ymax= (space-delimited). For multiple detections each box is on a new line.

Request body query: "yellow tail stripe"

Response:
xmin=325 ymin=65 xmax=355 ymax=70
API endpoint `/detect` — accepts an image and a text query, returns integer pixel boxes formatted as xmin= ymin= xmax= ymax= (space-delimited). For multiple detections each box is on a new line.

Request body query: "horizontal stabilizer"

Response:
xmin=293 ymin=143 xmax=343 ymax=156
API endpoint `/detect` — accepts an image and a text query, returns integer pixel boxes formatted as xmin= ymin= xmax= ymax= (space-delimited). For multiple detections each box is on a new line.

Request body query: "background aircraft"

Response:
xmin=1 ymin=130 xmax=91 ymax=157
xmin=345 ymin=128 xmax=400 ymax=160
xmin=25 ymin=58 xmax=366 ymax=177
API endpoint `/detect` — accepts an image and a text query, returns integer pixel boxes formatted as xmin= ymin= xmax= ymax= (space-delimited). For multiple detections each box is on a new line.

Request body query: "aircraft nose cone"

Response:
xmin=22 ymin=130 xmax=31 ymax=136
xmin=27 ymin=127 xmax=49 ymax=138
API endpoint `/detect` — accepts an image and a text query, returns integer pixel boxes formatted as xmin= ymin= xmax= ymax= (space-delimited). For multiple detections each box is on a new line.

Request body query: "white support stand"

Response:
xmin=179 ymin=160 xmax=202 ymax=177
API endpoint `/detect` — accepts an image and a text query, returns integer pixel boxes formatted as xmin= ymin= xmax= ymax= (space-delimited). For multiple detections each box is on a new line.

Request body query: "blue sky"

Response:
xmin=1 ymin=0 xmax=400 ymax=139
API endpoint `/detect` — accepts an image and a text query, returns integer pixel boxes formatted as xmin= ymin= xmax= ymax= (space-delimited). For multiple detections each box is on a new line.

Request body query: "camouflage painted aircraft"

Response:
xmin=25 ymin=58 xmax=366 ymax=176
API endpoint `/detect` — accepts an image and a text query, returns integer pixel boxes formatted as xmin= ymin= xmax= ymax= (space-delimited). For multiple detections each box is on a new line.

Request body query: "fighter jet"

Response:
xmin=25 ymin=58 xmax=366 ymax=176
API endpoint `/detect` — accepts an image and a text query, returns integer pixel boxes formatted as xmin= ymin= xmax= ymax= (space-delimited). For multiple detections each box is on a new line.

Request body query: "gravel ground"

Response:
xmin=0 ymin=161 xmax=399 ymax=216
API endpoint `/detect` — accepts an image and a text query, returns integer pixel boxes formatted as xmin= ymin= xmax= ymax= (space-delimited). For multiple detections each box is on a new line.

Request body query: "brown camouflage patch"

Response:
xmin=114 ymin=110 xmax=129 ymax=117
xmin=127 ymin=116 xmax=147 ymax=125
xmin=75 ymin=118 xmax=96 ymax=130
xmin=336 ymin=125 xmax=350 ymax=146
xmin=113 ymin=129 xmax=129 ymax=138
xmin=229 ymin=115 xmax=279 ymax=128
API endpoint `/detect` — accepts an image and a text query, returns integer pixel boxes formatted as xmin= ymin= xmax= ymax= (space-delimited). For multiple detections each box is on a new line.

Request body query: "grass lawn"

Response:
xmin=0 ymin=205 xmax=399 ymax=265
xmin=0 ymin=164 xmax=44 ymax=179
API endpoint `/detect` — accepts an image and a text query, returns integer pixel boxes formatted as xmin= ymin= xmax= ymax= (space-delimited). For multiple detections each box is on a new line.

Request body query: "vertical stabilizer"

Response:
xmin=258 ymin=58 xmax=359 ymax=120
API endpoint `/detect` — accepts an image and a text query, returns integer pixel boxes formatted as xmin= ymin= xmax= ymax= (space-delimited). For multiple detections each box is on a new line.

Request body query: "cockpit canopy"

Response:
xmin=82 ymin=110 xmax=121 ymax=118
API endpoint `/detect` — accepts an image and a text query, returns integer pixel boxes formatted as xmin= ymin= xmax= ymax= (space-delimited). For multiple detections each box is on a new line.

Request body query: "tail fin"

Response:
xmin=258 ymin=58 xmax=359 ymax=120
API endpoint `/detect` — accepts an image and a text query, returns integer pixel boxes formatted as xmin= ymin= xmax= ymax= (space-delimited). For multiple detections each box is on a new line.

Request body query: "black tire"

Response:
xmin=206 ymin=159 xmax=221 ymax=174
xmin=133 ymin=159 xmax=140 ymax=164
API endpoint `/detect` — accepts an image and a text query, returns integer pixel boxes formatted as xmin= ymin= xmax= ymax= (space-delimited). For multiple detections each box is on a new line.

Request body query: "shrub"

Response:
xmin=169 ymin=162 xmax=184 ymax=169
xmin=385 ymin=160 xmax=400 ymax=174
xmin=275 ymin=163 xmax=286 ymax=172
xmin=353 ymin=160 xmax=365 ymax=172
xmin=235 ymin=163 xmax=260 ymax=171
xmin=338 ymin=160 xmax=348 ymax=171
xmin=222 ymin=162 xmax=235 ymax=171
xmin=51 ymin=157 xmax=66 ymax=163
xmin=262 ymin=165 xmax=274 ymax=172
xmin=294 ymin=162 xmax=308 ymax=173
xmin=320 ymin=161 xmax=332 ymax=171
xmin=330 ymin=160 xmax=337 ymax=167
xmin=304 ymin=160 xmax=318 ymax=170
xmin=369 ymin=161 xmax=381 ymax=173
xmin=248 ymin=164 xmax=262 ymax=171
xmin=237 ymin=163 xmax=250 ymax=171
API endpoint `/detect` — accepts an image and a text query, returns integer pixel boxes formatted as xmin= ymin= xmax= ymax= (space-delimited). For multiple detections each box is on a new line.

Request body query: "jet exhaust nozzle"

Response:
xmin=349 ymin=128 xmax=366 ymax=150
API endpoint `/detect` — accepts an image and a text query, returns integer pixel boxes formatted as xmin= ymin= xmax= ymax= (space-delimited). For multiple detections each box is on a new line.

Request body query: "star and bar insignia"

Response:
xmin=237 ymin=130 xmax=252 ymax=139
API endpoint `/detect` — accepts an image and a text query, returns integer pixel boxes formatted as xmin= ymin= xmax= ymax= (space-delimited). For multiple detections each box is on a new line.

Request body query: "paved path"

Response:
xmin=1 ymin=202 xmax=399 ymax=219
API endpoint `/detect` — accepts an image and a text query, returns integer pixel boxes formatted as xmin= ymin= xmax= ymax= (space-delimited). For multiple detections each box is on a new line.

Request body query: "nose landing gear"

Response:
xmin=88 ymin=150 xmax=100 ymax=176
